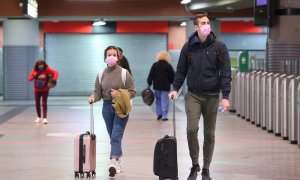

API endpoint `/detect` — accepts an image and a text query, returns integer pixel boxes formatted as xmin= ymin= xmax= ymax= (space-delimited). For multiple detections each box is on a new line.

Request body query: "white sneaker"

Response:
xmin=109 ymin=158 xmax=123 ymax=177
xmin=116 ymin=159 xmax=123 ymax=174
xmin=117 ymin=159 xmax=124 ymax=174
xmin=43 ymin=118 xmax=48 ymax=124
xmin=34 ymin=117 xmax=41 ymax=123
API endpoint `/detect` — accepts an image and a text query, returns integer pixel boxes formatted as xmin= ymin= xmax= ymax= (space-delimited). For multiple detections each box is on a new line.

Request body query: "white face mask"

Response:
xmin=106 ymin=56 xmax=118 ymax=66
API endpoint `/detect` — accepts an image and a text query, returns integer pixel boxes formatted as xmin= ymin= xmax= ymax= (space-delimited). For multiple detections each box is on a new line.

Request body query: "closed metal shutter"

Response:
xmin=45 ymin=34 xmax=167 ymax=96
xmin=0 ymin=48 xmax=3 ymax=95
xmin=3 ymin=46 xmax=38 ymax=100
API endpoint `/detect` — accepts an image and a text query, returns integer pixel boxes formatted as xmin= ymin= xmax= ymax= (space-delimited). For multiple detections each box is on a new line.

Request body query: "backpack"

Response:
xmin=47 ymin=74 xmax=57 ymax=88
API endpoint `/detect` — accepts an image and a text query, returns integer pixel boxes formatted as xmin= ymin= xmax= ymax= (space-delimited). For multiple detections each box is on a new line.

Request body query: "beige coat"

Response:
xmin=112 ymin=89 xmax=132 ymax=118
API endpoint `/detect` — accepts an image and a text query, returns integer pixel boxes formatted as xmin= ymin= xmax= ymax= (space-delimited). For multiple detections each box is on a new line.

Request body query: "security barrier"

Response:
xmin=234 ymin=58 xmax=300 ymax=148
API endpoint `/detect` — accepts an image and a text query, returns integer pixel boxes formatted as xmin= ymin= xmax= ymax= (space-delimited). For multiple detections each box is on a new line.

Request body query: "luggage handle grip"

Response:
xmin=172 ymin=99 xmax=176 ymax=138
xmin=171 ymin=87 xmax=182 ymax=138
xmin=83 ymin=145 xmax=86 ymax=163
xmin=90 ymin=104 xmax=94 ymax=134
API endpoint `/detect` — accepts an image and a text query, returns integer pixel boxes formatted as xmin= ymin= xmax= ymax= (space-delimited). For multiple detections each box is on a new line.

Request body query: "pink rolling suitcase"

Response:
xmin=74 ymin=104 xmax=96 ymax=178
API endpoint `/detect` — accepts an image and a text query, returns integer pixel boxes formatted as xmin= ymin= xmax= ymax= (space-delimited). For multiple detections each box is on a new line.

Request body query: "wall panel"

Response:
xmin=45 ymin=33 xmax=167 ymax=96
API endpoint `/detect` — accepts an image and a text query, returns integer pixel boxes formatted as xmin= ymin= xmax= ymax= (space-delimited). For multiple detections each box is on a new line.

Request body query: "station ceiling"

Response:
xmin=0 ymin=0 xmax=254 ymax=22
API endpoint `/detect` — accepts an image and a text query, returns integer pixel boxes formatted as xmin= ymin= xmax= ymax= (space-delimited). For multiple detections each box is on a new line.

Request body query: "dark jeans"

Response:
xmin=34 ymin=91 xmax=49 ymax=118
xmin=184 ymin=91 xmax=219 ymax=169
xmin=102 ymin=100 xmax=128 ymax=159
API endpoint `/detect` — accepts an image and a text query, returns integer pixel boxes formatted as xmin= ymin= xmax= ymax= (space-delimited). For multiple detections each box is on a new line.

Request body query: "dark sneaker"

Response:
xmin=187 ymin=165 xmax=200 ymax=180
xmin=201 ymin=168 xmax=212 ymax=180
xmin=162 ymin=118 xmax=168 ymax=121
xmin=109 ymin=163 xmax=117 ymax=177
xmin=157 ymin=115 xmax=162 ymax=120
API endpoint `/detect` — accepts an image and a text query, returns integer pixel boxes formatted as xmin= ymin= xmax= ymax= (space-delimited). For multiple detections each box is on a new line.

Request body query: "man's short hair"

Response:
xmin=193 ymin=13 xmax=208 ymax=25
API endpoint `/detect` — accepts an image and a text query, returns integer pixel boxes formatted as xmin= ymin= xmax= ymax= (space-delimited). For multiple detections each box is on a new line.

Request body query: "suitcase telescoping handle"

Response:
xmin=172 ymin=99 xmax=176 ymax=138
xmin=171 ymin=87 xmax=183 ymax=138
xmin=90 ymin=103 xmax=94 ymax=134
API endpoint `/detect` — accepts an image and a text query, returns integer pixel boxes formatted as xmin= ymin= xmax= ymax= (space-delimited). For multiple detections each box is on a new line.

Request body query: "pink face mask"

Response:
xmin=199 ymin=25 xmax=211 ymax=37
xmin=106 ymin=56 xmax=118 ymax=65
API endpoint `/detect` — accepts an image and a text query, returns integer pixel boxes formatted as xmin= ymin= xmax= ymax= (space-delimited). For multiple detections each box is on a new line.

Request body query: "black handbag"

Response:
xmin=141 ymin=88 xmax=155 ymax=106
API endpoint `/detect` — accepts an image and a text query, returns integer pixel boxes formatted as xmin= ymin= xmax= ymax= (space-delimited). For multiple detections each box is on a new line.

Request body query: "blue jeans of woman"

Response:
xmin=102 ymin=100 xmax=128 ymax=159
xmin=155 ymin=90 xmax=169 ymax=119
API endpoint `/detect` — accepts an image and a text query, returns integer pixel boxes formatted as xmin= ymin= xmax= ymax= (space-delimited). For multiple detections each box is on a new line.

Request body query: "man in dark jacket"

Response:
xmin=169 ymin=14 xmax=231 ymax=180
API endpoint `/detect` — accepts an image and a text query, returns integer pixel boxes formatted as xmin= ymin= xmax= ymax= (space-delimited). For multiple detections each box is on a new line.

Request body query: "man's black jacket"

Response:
xmin=173 ymin=32 xmax=232 ymax=99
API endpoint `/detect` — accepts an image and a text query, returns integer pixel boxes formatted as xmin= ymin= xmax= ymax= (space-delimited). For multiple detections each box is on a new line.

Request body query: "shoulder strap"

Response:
xmin=121 ymin=68 xmax=133 ymax=106
xmin=187 ymin=46 xmax=192 ymax=66
xmin=99 ymin=68 xmax=126 ymax=86
xmin=98 ymin=70 xmax=104 ymax=85
xmin=215 ymin=40 xmax=220 ymax=54
xmin=121 ymin=68 xmax=126 ymax=87
xmin=215 ymin=40 xmax=223 ymax=65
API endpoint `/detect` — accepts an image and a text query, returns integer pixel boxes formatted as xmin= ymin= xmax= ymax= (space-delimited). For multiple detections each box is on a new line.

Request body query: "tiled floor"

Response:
xmin=0 ymin=96 xmax=300 ymax=180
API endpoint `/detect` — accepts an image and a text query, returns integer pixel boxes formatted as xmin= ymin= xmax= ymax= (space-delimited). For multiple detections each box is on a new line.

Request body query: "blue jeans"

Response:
xmin=102 ymin=100 xmax=128 ymax=159
xmin=155 ymin=90 xmax=169 ymax=119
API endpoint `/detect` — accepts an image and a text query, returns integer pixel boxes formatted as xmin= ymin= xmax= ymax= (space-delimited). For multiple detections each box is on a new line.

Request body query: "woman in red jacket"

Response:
xmin=28 ymin=60 xmax=58 ymax=124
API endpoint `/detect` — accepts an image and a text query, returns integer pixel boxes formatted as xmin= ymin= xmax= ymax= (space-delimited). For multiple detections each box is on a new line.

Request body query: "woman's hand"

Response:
xmin=88 ymin=96 xmax=95 ymax=104
xmin=111 ymin=89 xmax=117 ymax=98
xmin=33 ymin=74 xmax=39 ymax=79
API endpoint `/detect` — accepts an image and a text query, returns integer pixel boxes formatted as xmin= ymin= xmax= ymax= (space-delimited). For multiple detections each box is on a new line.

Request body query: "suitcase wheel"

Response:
xmin=74 ymin=172 xmax=79 ymax=178
xmin=74 ymin=171 xmax=95 ymax=178
xmin=86 ymin=172 xmax=91 ymax=178
xmin=80 ymin=173 xmax=84 ymax=178
xmin=159 ymin=177 xmax=178 ymax=180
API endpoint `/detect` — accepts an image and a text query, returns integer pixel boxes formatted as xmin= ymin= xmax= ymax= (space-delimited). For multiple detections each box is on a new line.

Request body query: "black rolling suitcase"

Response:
xmin=153 ymin=99 xmax=178 ymax=180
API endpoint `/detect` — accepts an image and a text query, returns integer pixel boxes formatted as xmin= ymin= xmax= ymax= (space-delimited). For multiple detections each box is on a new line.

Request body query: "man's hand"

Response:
xmin=168 ymin=91 xmax=178 ymax=100
xmin=220 ymin=99 xmax=230 ymax=111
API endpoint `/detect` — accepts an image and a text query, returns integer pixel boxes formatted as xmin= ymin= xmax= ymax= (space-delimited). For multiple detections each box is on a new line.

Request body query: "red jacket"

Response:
xmin=28 ymin=66 xmax=59 ymax=92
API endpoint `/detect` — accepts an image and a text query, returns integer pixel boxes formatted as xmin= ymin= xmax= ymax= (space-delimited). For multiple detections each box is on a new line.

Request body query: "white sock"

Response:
xmin=111 ymin=158 xmax=118 ymax=164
